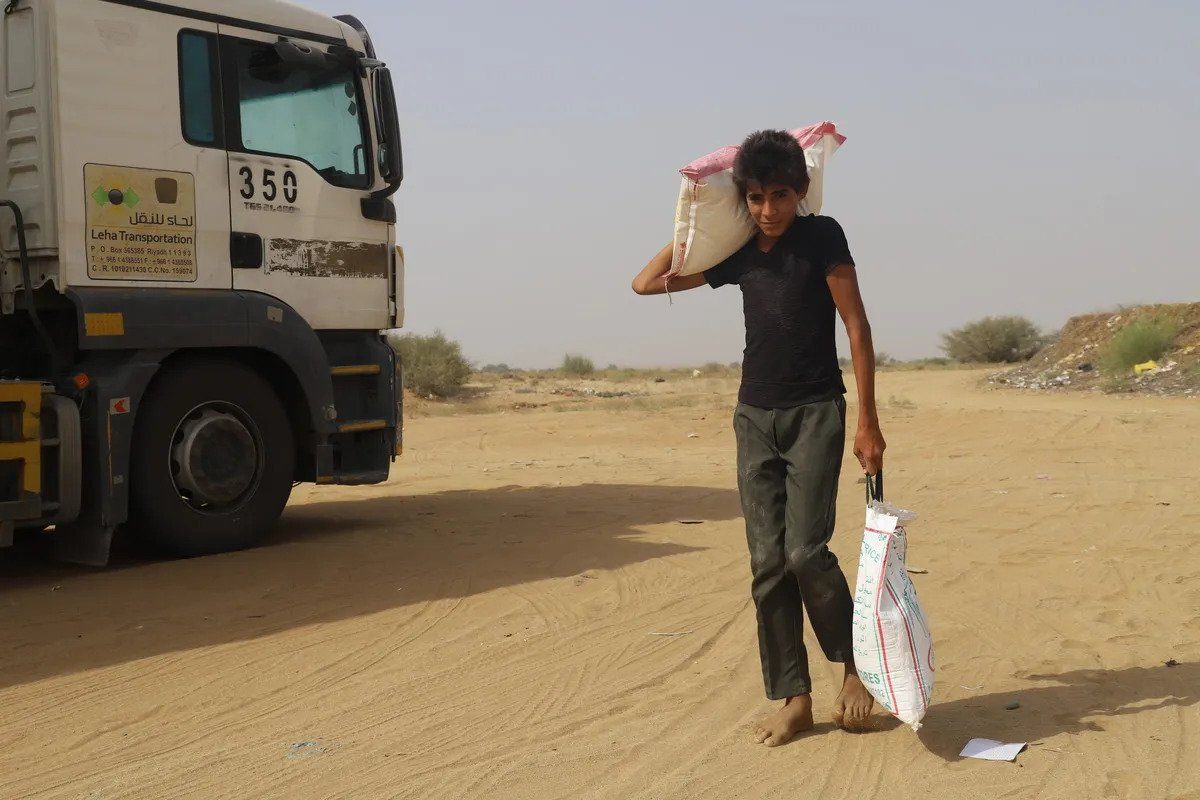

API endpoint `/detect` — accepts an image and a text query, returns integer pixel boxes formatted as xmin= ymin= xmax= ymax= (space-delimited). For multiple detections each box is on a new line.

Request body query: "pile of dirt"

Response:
xmin=992 ymin=303 xmax=1200 ymax=396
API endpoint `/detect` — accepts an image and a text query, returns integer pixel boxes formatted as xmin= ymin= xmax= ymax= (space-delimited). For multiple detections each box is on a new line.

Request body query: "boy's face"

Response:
xmin=745 ymin=181 xmax=804 ymax=237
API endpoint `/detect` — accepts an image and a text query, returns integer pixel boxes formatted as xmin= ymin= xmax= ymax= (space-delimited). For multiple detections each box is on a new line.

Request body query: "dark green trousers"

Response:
xmin=733 ymin=397 xmax=854 ymax=700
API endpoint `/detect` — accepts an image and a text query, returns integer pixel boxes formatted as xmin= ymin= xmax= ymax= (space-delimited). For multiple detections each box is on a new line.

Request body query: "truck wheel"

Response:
xmin=129 ymin=359 xmax=295 ymax=557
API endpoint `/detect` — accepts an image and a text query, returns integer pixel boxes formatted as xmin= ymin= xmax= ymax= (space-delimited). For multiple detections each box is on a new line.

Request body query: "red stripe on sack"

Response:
xmin=792 ymin=121 xmax=846 ymax=149
xmin=873 ymin=543 xmax=901 ymax=715
xmin=678 ymin=122 xmax=847 ymax=180
xmin=885 ymin=580 xmax=931 ymax=709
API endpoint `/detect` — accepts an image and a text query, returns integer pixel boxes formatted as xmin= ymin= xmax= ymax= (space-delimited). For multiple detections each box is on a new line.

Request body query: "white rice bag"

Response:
xmin=668 ymin=122 xmax=845 ymax=278
xmin=851 ymin=499 xmax=935 ymax=731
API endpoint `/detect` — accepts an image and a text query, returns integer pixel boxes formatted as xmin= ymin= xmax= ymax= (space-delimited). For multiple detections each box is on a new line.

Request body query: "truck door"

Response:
xmin=217 ymin=27 xmax=391 ymax=329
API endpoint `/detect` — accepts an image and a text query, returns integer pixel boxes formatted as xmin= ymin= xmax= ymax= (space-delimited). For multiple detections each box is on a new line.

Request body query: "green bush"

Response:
xmin=389 ymin=330 xmax=472 ymax=397
xmin=941 ymin=316 xmax=1044 ymax=363
xmin=479 ymin=363 xmax=511 ymax=374
xmin=1101 ymin=318 xmax=1181 ymax=374
xmin=561 ymin=354 xmax=595 ymax=376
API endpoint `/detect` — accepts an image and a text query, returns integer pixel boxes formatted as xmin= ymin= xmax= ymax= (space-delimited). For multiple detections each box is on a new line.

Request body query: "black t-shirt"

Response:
xmin=705 ymin=215 xmax=854 ymax=409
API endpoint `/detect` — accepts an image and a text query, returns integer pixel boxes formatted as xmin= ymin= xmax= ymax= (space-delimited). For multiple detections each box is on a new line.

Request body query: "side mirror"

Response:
xmin=374 ymin=68 xmax=403 ymax=185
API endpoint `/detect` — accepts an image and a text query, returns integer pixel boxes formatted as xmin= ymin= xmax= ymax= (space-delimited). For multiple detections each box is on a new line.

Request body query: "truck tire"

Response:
xmin=44 ymin=394 xmax=82 ymax=524
xmin=128 ymin=359 xmax=295 ymax=557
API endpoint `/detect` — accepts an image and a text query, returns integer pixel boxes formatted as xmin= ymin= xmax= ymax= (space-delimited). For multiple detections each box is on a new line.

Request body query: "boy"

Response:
xmin=632 ymin=130 xmax=885 ymax=746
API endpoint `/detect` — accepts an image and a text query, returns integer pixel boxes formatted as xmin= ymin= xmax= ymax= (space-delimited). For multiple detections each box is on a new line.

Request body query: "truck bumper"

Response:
xmin=0 ymin=382 xmax=43 ymax=540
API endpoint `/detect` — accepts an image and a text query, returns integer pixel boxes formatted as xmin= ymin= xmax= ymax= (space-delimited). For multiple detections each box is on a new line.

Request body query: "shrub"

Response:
xmin=941 ymin=316 xmax=1044 ymax=363
xmin=1101 ymin=317 xmax=1181 ymax=374
xmin=389 ymin=330 xmax=472 ymax=397
xmin=479 ymin=363 xmax=511 ymax=374
xmin=561 ymin=354 xmax=595 ymax=376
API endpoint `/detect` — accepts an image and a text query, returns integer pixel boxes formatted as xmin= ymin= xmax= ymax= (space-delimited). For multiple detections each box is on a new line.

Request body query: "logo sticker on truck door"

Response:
xmin=85 ymin=164 xmax=197 ymax=282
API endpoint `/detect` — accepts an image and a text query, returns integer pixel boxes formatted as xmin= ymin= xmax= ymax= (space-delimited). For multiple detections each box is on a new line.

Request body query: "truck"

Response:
xmin=0 ymin=0 xmax=405 ymax=564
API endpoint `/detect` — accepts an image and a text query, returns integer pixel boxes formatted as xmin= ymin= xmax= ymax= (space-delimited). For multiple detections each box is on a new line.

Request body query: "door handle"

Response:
xmin=231 ymin=232 xmax=263 ymax=269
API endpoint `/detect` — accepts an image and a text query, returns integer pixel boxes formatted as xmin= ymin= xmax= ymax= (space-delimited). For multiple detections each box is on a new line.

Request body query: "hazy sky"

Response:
xmin=307 ymin=0 xmax=1199 ymax=367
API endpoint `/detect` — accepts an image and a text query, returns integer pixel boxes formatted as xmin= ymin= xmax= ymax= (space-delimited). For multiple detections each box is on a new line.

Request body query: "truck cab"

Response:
xmin=0 ymin=0 xmax=405 ymax=563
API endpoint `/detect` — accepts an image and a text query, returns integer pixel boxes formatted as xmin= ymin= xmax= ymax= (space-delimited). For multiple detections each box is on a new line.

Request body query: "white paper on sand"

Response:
xmin=960 ymin=739 xmax=1028 ymax=761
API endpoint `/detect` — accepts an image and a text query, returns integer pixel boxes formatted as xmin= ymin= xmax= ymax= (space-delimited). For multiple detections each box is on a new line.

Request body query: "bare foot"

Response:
xmin=753 ymin=694 xmax=814 ymax=747
xmin=833 ymin=667 xmax=875 ymax=732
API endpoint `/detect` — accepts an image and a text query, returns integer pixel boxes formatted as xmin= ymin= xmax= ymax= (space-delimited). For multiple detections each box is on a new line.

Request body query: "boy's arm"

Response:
xmin=632 ymin=244 xmax=707 ymax=295
xmin=827 ymin=264 xmax=886 ymax=475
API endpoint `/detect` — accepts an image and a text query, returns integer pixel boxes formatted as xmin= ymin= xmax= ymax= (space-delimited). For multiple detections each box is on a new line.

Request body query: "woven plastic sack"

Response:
xmin=668 ymin=122 xmax=846 ymax=278
xmin=851 ymin=490 xmax=934 ymax=731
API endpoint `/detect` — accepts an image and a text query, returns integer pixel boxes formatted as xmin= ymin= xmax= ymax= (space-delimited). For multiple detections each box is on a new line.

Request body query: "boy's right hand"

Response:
xmin=631 ymin=244 xmax=707 ymax=295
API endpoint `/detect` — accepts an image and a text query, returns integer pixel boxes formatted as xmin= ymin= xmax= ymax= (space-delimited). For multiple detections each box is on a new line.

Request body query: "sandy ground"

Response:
xmin=2 ymin=370 xmax=1197 ymax=800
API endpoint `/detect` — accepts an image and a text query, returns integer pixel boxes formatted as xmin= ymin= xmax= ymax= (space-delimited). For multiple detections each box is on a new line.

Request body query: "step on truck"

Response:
xmin=0 ymin=0 xmax=405 ymax=564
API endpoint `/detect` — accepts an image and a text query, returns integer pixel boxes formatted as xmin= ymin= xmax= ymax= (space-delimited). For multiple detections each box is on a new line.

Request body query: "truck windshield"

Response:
xmin=231 ymin=40 xmax=370 ymax=190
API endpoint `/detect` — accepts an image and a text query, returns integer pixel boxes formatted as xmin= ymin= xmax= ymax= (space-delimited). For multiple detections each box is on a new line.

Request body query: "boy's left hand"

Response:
xmin=854 ymin=423 xmax=886 ymax=476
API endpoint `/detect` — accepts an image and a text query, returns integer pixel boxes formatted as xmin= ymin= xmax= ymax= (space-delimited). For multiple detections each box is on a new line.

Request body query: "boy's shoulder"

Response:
xmin=788 ymin=214 xmax=843 ymax=237
xmin=783 ymin=214 xmax=849 ymax=251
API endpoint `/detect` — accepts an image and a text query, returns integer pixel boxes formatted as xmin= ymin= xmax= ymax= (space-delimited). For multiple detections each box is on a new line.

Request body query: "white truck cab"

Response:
xmin=0 ymin=0 xmax=405 ymax=563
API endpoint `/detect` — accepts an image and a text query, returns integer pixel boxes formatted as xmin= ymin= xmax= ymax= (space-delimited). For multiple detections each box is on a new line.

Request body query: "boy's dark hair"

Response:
xmin=732 ymin=129 xmax=810 ymax=197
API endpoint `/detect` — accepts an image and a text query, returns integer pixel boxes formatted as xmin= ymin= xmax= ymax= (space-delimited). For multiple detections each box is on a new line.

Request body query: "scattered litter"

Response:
xmin=906 ymin=567 xmax=929 ymax=575
xmin=1133 ymin=360 xmax=1158 ymax=375
xmin=960 ymin=739 xmax=1027 ymax=762
xmin=960 ymin=685 xmax=984 ymax=691
xmin=649 ymin=631 xmax=693 ymax=637
xmin=1005 ymin=701 xmax=1021 ymax=711
xmin=687 ymin=433 xmax=699 ymax=438
xmin=678 ymin=519 xmax=705 ymax=525
xmin=1165 ymin=659 xmax=1179 ymax=668
xmin=1157 ymin=502 xmax=1171 ymax=507
xmin=550 ymin=387 xmax=640 ymax=399
xmin=992 ymin=489 xmax=1009 ymax=495
xmin=51 ymin=585 xmax=62 ymax=592
xmin=287 ymin=741 xmax=327 ymax=761
xmin=1035 ymin=474 xmax=1051 ymax=481
xmin=692 ymin=369 xmax=702 ymax=377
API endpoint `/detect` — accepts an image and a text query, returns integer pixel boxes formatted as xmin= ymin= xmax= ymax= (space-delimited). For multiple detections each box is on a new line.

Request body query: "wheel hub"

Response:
xmin=172 ymin=408 xmax=259 ymax=507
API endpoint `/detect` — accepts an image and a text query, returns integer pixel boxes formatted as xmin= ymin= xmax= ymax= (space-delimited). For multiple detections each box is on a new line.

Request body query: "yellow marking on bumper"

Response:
xmin=331 ymin=364 xmax=382 ymax=377
xmin=337 ymin=419 xmax=388 ymax=433
xmin=84 ymin=312 xmax=125 ymax=336
xmin=0 ymin=382 xmax=42 ymax=495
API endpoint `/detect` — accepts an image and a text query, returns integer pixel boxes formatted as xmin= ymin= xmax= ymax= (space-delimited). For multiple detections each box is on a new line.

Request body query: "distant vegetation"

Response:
xmin=1101 ymin=316 xmax=1182 ymax=375
xmin=941 ymin=316 xmax=1045 ymax=363
xmin=388 ymin=330 xmax=472 ymax=397
xmin=561 ymin=354 xmax=595 ymax=376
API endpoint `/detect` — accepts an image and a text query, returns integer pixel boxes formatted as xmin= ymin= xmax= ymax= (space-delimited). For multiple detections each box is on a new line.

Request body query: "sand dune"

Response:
xmin=1 ymin=370 xmax=1196 ymax=799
